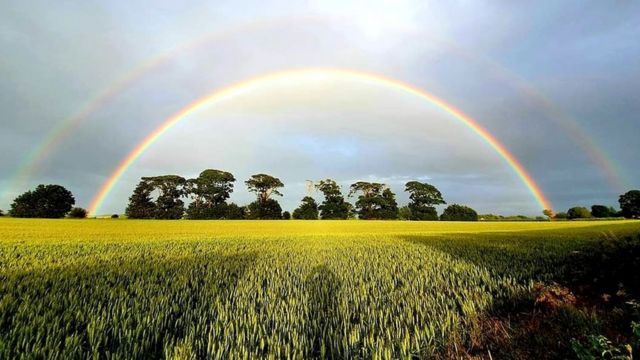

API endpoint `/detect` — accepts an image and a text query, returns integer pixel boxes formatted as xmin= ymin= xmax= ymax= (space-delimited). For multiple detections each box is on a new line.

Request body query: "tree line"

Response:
xmin=3 ymin=172 xmax=640 ymax=221
xmin=123 ymin=169 xmax=476 ymax=220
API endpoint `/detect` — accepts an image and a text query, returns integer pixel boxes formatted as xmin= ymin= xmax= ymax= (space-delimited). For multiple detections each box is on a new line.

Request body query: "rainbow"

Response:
xmin=87 ymin=68 xmax=554 ymax=215
xmin=5 ymin=17 xmax=627 ymax=202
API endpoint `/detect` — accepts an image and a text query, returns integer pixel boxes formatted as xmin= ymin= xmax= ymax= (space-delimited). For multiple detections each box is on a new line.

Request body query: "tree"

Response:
xmin=0 ymin=209 xmax=4 ymax=217
xmin=440 ymin=204 xmax=478 ymax=221
xmin=315 ymin=179 xmax=350 ymax=220
xmin=225 ymin=203 xmax=246 ymax=219
xmin=111 ymin=214 xmax=119 ymax=219
xmin=404 ymin=181 xmax=445 ymax=220
xmin=245 ymin=174 xmax=284 ymax=202
xmin=542 ymin=209 xmax=554 ymax=219
xmin=555 ymin=212 xmax=568 ymax=219
xmin=125 ymin=179 xmax=157 ymax=219
xmin=186 ymin=169 xmax=236 ymax=219
xmin=292 ymin=196 xmax=319 ymax=220
xmin=567 ymin=206 xmax=591 ymax=219
xmin=145 ymin=175 xmax=186 ymax=219
xmin=245 ymin=174 xmax=284 ymax=220
xmin=68 ymin=207 xmax=87 ymax=219
xmin=619 ymin=190 xmax=640 ymax=219
xmin=9 ymin=184 xmax=75 ymax=218
xmin=247 ymin=199 xmax=282 ymax=219
xmin=349 ymin=182 xmax=397 ymax=220
xmin=282 ymin=211 xmax=291 ymax=220
xmin=379 ymin=188 xmax=399 ymax=219
xmin=591 ymin=205 xmax=613 ymax=218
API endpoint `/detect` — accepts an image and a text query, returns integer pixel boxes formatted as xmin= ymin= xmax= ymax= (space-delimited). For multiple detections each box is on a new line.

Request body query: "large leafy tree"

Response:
xmin=440 ymin=204 xmax=478 ymax=221
xmin=404 ymin=181 xmax=445 ymax=220
xmin=349 ymin=182 xmax=397 ymax=220
xmin=147 ymin=175 xmax=186 ymax=219
xmin=9 ymin=184 xmax=75 ymax=218
xmin=125 ymin=179 xmax=157 ymax=219
xmin=245 ymin=174 xmax=284 ymax=219
xmin=292 ymin=196 xmax=319 ymax=220
xmin=315 ymin=179 xmax=350 ymax=219
xmin=591 ymin=205 xmax=615 ymax=218
xmin=186 ymin=169 xmax=235 ymax=219
xmin=619 ymin=190 xmax=640 ymax=219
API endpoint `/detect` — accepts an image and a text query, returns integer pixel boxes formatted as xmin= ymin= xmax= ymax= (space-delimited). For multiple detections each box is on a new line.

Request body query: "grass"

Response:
xmin=0 ymin=218 xmax=639 ymax=359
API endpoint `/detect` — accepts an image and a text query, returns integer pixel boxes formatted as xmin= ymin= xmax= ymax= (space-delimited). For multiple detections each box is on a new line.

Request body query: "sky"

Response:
xmin=1 ymin=0 xmax=639 ymax=216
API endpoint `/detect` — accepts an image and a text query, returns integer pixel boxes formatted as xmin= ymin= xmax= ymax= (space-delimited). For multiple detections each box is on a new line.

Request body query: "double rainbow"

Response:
xmin=87 ymin=68 xmax=553 ymax=215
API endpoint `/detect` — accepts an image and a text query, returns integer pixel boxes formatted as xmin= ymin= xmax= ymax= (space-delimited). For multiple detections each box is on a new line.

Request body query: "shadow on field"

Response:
xmin=305 ymin=264 xmax=344 ymax=359
xmin=0 ymin=250 xmax=258 ymax=359
xmin=400 ymin=233 xmax=640 ymax=359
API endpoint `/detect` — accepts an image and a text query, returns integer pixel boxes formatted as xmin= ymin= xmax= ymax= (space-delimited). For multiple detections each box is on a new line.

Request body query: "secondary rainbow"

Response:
xmin=88 ymin=68 xmax=554 ymax=215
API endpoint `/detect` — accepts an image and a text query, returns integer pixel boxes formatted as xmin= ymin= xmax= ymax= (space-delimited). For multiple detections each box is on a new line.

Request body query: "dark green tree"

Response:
xmin=282 ymin=211 xmax=291 ymax=220
xmin=245 ymin=174 xmax=284 ymax=219
xmin=380 ymin=188 xmax=399 ymax=219
xmin=440 ymin=204 xmax=478 ymax=221
xmin=186 ymin=169 xmax=236 ymax=219
xmin=591 ymin=205 xmax=613 ymax=218
xmin=0 ymin=209 xmax=4 ymax=217
xmin=398 ymin=206 xmax=412 ymax=220
xmin=145 ymin=175 xmax=186 ymax=219
xmin=619 ymin=190 xmax=640 ymax=219
xmin=247 ymin=199 xmax=282 ymax=219
xmin=225 ymin=203 xmax=246 ymax=219
xmin=554 ymin=212 xmax=569 ymax=219
xmin=567 ymin=206 xmax=591 ymax=219
xmin=349 ymin=182 xmax=396 ymax=220
xmin=68 ymin=207 xmax=87 ymax=219
xmin=315 ymin=179 xmax=350 ymax=220
xmin=292 ymin=196 xmax=319 ymax=220
xmin=404 ymin=181 xmax=445 ymax=220
xmin=125 ymin=179 xmax=157 ymax=219
xmin=9 ymin=184 xmax=75 ymax=218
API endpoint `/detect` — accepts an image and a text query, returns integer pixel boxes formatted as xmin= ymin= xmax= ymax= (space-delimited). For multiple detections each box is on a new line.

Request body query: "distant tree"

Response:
xmin=440 ymin=204 xmax=478 ymax=221
xmin=244 ymin=174 xmax=284 ymax=220
xmin=247 ymin=199 xmax=282 ymax=219
xmin=282 ymin=211 xmax=291 ymax=220
xmin=554 ymin=212 xmax=568 ymax=219
xmin=111 ymin=214 xmax=119 ymax=219
xmin=186 ymin=169 xmax=235 ymax=219
xmin=591 ymin=205 xmax=613 ymax=218
xmin=567 ymin=206 xmax=591 ymax=219
xmin=349 ymin=182 xmax=397 ymax=220
xmin=398 ymin=206 xmax=412 ymax=220
xmin=542 ymin=209 xmax=554 ymax=219
xmin=10 ymin=184 xmax=75 ymax=218
xmin=292 ymin=196 xmax=319 ymax=220
xmin=225 ymin=203 xmax=246 ymax=220
xmin=245 ymin=174 xmax=284 ymax=202
xmin=145 ymin=175 xmax=186 ymax=219
xmin=68 ymin=207 xmax=87 ymax=219
xmin=619 ymin=190 xmax=640 ymax=219
xmin=380 ymin=188 xmax=399 ymax=219
xmin=125 ymin=179 xmax=157 ymax=219
xmin=0 ymin=209 xmax=4 ymax=217
xmin=315 ymin=179 xmax=350 ymax=220
xmin=405 ymin=181 xmax=445 ymax=220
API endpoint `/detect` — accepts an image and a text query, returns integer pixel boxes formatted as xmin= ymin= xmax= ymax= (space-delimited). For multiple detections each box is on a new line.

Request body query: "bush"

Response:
xmin=440 ymin=204 xmax=478 ymax=221
xmin=591 ymin=205 xmax=614 ymax=218
xmin=247 ymin=199 xmax=282 ymax=220
xmin=567 ymin=207 xmax=591 ymax=219
xmin=282 ymin=211 xmax=291 ymax=220
xmin=111 ymin=214 xmax=119 ymax=219
xmin=225 ymin=203 xmax=246 ymax=220
xmin=68 ymin=207 xmax=87 ymax=219
xmin=555 ymin=212 xmax=569 ymax=219
xmin=292 ymin=197 xmax=319 ymax=220
xmin=0 ymin=209 xmax=4 ymax=217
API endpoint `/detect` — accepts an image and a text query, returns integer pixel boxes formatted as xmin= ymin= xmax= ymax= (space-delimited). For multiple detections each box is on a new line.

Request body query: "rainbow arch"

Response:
xmin=87 ymin=68 xmax=553 ymax=215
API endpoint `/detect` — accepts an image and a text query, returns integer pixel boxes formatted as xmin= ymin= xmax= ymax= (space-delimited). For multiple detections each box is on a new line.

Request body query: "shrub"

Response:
xmin=282 ymin=211 xmax=291 ymax=220
xmin=68 ymin=207 xmax=88 ymax=219
xmin=111 ymin=214 xmax=119 ymax=219
xmin=440 ymin=204 xmax=478 ymax=221
xmin=567 ymin=207 xmax=591 ymax=219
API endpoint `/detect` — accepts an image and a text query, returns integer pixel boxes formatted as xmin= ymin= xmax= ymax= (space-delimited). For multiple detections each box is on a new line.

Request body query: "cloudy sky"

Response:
xmin=1 ymin=1 xmax=638 ymax=216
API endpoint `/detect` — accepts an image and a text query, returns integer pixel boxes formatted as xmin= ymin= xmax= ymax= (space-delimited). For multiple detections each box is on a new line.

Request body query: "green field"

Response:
xmin=1 ymin=218 xmax=639 ymax=359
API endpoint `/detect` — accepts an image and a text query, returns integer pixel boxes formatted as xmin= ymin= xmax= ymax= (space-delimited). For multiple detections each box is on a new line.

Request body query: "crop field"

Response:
xmin=1 ymin=218 xmax=639 ymax=359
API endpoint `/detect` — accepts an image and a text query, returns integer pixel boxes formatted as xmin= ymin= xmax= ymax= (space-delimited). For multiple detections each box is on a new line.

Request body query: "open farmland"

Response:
xmin=1 ymin=219 xmax=639 ymax=359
